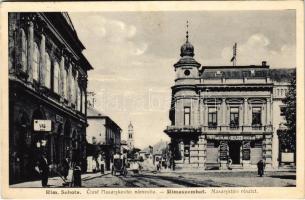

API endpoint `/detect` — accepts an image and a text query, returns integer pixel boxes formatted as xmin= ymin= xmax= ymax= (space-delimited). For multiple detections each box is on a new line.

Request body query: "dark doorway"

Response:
xmin=229 ymin=141 xmax=241 ymax=164
xmin=64 ymin=120 xmax=71 ymax=160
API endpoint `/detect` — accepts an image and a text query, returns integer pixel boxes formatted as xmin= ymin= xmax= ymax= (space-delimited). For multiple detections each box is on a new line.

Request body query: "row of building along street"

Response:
xmin=9 ymin=12 xmax=296 ymax=187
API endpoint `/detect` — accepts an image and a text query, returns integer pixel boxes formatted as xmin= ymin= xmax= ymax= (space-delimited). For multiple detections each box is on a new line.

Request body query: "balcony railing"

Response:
xmin=202 ymin=125 xmax=273 ymax=133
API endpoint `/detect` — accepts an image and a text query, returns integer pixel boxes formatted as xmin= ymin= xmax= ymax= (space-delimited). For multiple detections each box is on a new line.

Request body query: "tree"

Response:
xmin=127 ymin=147 xmax=141 ymax=160
xmin=279 ymin=71 xmax=296 ymax=152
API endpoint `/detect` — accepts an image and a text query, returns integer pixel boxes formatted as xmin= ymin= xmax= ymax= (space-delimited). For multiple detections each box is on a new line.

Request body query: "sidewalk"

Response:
xmin=11 ymin=171 xmax=110 ymax=188
xmin=150 ymin=167 xmax=296 ymax=174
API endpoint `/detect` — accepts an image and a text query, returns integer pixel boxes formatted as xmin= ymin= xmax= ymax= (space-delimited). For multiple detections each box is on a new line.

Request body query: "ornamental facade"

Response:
xmin=9 ymin=12 xmax=93 ymax=183
xmin=164 ymin=33 xmax=295 ymax=170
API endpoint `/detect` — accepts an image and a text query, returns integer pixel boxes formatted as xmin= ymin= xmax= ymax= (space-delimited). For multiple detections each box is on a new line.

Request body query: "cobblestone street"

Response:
xmin=11 ymin=170 xmax=296 ymax=188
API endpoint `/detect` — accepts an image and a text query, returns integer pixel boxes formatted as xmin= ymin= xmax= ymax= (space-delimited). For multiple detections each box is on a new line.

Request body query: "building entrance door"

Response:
xmin=229 ymin=141 xmax=241 ymax=164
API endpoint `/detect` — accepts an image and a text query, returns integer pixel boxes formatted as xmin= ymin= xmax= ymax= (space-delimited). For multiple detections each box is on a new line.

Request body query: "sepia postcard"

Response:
xmin=0 ymin=1 xmax=304 ymax=199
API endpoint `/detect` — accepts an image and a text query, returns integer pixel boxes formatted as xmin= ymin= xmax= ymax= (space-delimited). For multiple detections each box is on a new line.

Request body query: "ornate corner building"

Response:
xmin=164 ymin=32 xmax=295 ymax=170
xmin=8 ymin=13 xmax=93 ymax=183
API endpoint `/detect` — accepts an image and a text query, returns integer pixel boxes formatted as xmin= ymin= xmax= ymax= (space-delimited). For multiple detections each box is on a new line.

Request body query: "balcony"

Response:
xmin=202 ymin=125 xmax=273 ymax=133
xmin=164 ymin=125 xmax=202 ymax=137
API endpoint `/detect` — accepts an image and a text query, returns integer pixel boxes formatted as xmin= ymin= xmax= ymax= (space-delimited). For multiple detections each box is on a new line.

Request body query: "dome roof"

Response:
xmin=180 ymin=40 xmax=194 ymax=57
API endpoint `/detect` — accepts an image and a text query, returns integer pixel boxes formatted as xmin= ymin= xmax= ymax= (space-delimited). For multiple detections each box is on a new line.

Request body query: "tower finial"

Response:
xmin=186 ymin=20 xmax=189 ymax=42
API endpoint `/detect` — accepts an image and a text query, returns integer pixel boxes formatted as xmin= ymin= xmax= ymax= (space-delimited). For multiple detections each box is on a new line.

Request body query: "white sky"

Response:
xmin=69 ymin=10 xmax=296 ymax=149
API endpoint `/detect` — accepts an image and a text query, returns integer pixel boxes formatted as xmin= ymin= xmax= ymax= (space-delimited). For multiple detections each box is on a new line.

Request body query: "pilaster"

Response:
xmin=39 ymin=33 xmax=46 ymax=86
xmin=26 ymin=20 xmax=34 ymax=83
xmin=68 ymin=61 xmax=73 ymax=105
xmin=59 ymin=51 xmax=65 ymax=101
xmin=266 ymin=98 xmax=271 ymax=125
xmin=244 ymin=98 xmax=248 ymax=126
xmin=222 ymin=98 xmax=226 ymax=126
xmin=263 ymin=134 xmax=273 ymax=168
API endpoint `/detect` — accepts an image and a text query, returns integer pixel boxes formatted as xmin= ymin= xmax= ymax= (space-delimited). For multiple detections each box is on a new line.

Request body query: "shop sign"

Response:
xmin=56 ymin=115 xmax=63 ymax=123
xmin=33 ymin=120 xmax=51 ymax=131
xmin=216 ymin=135 xmax=243 ymax=140
xmin=281 ymin=152 xmax=294 ymax=163
xmin=243 ymin=135 xmax=256 ymax=140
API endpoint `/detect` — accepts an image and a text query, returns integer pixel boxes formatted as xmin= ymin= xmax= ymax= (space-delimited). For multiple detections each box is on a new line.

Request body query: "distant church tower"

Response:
xmin=127 ymin=122 xmax=134 ymax=149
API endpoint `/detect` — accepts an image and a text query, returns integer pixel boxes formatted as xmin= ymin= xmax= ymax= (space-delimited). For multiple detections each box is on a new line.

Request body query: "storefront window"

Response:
xmin=208 ymin=107 xmax=217 ymax=128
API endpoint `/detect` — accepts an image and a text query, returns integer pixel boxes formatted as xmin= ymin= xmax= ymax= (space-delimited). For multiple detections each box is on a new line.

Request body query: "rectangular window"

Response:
xmin=252 ymin=107 xmax=262 ymax=127
xmin=208 ymin=107 xmax=217 ymax=128
xmin=184 ymin=107 xmax=191 ymax=126
xmin=230 ymin=107 xmax=239 ymax=128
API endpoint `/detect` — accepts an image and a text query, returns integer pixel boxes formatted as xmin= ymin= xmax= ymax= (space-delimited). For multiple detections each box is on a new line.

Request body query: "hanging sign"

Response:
xmin=281 ymin=152 xmax=294 ymax=163
xmin=33 ymin=120 xmax=52 ymax=131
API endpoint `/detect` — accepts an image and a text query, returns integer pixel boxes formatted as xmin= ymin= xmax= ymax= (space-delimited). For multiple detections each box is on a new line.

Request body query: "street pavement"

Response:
xmin=11 ymin=170 xmax=296 ymax=188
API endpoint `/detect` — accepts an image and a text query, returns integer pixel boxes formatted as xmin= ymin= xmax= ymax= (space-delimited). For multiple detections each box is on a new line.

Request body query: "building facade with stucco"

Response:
xmin=9 ymin=12 xmax=93 ymax=184
xmin=164 ymin=33 xmax=295 ymax=170
xmin=86 ymin=107 xmax=122 ymax=171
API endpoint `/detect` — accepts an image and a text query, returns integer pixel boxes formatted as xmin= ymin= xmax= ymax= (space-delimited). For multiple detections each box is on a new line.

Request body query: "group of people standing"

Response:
xmin=226 ymin=156 xmax=266 ymax=177
xmin=35 ymin=153 xmax=82 ymax=187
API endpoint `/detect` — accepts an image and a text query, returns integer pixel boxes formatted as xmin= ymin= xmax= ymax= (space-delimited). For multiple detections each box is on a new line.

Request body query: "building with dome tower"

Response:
xmin=164 ymin=23 xmax=295 ymax=170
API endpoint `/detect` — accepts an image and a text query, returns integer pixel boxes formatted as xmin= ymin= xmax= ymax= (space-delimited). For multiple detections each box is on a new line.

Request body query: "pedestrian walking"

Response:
xmin=72 ymin=163 xmax=82 ymax=187
xmin=156 ymin=161 xmax=161 ymax=172
xmin=257 ymin=159 xmax=265 ymax=177
xmin=227 ymin=157 xmax=232 ymax=170
xmin=35 ymin=153 xmax=49 ymax=187
xmin=61 ymin=158 xmax=69 ymax=180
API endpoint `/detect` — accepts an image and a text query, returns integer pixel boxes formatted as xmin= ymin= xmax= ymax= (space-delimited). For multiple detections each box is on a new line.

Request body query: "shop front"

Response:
xmin=205 ymin=134 xmax=269 ymax=169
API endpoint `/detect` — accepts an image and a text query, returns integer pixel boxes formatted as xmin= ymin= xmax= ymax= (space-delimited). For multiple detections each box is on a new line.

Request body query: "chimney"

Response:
xmin=262 ymin=61 xmax=267 ymax=67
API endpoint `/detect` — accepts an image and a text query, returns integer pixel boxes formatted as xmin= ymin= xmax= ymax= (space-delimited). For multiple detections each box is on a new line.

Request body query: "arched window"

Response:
xmin=74 ymin=77 xmax=78 ymax=105
xmin=82 ymin=90 xmax=86 ymax=114
xmin=45 ymin=53 xmax=51 ymax=88
xmin=53 ymin=61 xmax=60 ymax=94
xmin=71 ymin=75 xmax=75 ymax=104
xmin=63 ymin=68 xmax=67 ymax=99
xmin=77 ymin=87 xmax=81 ymax=111
xmin=32 ymin=42 xmax=40 ymax=81
xmin=20 ymin=29 xmax=27 ymax=72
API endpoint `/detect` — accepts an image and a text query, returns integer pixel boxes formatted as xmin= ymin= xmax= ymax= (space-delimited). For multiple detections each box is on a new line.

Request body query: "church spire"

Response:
xmin=180 ymin=20 xmax=194 ymax=57
xmin=186 ymin=20 xmax=189 ymax=42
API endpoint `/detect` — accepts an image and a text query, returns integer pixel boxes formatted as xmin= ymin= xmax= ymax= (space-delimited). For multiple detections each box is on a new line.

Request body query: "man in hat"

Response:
xmin=36 ymin=153 xmax=49 ymax=187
